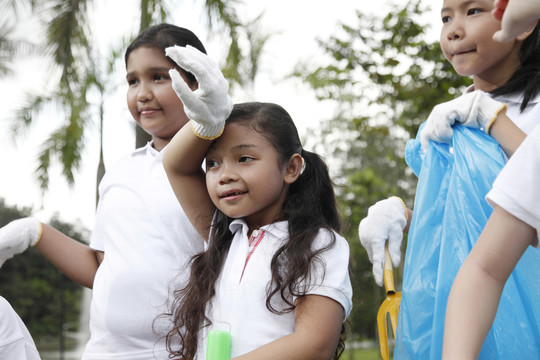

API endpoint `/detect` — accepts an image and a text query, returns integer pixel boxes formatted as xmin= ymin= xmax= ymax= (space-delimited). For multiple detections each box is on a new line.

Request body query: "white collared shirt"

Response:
xmin=466 ymin=85 xmax=540 ymax=134
xmin=487 ymin=123 xmax=540 ymax=246
xmin=86 ymin=142 xmax=204 ymax=360
xmin=196 ymin=219 xmax=352 ymax=359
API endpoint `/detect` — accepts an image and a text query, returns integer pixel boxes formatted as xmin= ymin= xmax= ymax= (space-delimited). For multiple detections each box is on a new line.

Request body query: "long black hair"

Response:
xmin=165 ymin=102 xmax=346 ymax=359
xmin=490 ymin=22 xmax=540 ymax=111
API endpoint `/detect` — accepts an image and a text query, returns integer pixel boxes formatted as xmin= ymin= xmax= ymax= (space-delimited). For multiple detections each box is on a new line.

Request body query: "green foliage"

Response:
xmin=294 ymin=0 xmax=472 ymax=338
xmin=8 ymin=0 xmax=266 ymax=186
xmin=0 ymin=198 xmax=88 ymax=339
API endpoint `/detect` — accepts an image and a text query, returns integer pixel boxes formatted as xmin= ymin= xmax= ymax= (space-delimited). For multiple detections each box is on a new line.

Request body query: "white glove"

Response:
xmin=419 ymin=91 xmax=507 ymax=152
xmin=359 ymin=197 xmax=408 ymax=286
xmin=0 ymin=218 xmax=42 ymax=268
xmin=165 ymin=45 xmax=233 ymax=140
xmin=493 ymin=0 xmax=540 ymax=42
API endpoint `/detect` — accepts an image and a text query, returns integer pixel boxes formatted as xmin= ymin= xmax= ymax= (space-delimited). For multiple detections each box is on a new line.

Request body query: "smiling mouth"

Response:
xmin=453 ymin=49 xmax=475 ymax=56
xmin=140 ymin=108 xmax=159 ymax=116
xmin=220 ymin=190 xmax=247 ymax=199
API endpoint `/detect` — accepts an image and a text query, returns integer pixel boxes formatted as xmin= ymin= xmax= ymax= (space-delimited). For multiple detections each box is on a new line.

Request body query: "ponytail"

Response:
xmin=285 ymin=149 xmax=341 ymax=233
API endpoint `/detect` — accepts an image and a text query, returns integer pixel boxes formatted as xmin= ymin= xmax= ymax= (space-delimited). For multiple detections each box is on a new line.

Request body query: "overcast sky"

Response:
xmin=0 ymin=1 xmax=440 ymax=231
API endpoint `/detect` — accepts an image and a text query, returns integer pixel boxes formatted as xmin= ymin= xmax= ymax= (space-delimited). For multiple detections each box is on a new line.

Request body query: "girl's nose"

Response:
xmin=218 ymin=163 xmax=238 ymax=184
xmin=447 ymin=21 xmax=464 ymax=40
xmin=137 ymin=82 xmax=152 ymax=102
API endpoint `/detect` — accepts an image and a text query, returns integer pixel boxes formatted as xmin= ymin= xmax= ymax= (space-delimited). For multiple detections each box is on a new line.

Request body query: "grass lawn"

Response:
xmin=342 ymin=347 xmax=387 ymax=360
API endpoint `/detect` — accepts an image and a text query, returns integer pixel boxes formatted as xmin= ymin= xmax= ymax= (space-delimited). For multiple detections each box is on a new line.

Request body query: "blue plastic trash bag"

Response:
xmin=393 ymin=125 xmax=540 ymax=359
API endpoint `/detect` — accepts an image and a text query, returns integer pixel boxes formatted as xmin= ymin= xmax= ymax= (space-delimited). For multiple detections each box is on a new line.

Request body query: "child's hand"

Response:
xmin=358 ymin=197 xmax=407 ymax=286
xmin=0 ymin=218 xmax=42 ymax=268
xmin=492 ymin=0 xmax=540 ymax=42
xmin=165 ymin=45 xmax=233 ymax=140
xmin=420 ymin=91 xmax=507 ymax=152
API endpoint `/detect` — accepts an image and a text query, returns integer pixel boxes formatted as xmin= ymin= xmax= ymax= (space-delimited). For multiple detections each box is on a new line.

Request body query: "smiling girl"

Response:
xmin=0 ymin=24 xmax=209 ymax=359
xmin=162 ymin=46 xmax=352 ymax=360
xmin=358 ymin=0 xmax=540 ymax=359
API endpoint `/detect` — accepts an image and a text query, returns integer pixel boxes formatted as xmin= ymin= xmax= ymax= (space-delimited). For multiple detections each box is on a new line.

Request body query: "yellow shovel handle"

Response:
xmin=383 ymin=245 xmax=396 ymax=294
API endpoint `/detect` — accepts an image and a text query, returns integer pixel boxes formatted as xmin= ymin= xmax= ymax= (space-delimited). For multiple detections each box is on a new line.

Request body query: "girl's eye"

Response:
xmin=467 ymin=8 xmax=482 ymax=16
xmin=206 ymin=159 xmax=219 ymax=169
xmin=154 ymin=73 xmax=169 ymax=81
xmin=239 ymin=156 xmax=254 ymax=163
xmin=127 ymin=78 xmax=138 ymax=86
xmin=441 ymin=15 xmax=451 ymax=24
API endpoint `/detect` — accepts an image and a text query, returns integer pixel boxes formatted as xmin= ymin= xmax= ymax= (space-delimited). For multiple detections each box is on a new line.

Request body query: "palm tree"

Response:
xmin=9 ymin=0 xmax=94 ymax=191
xmin=10 ymin=0 xmax=263 ymax=193
xmin=0 ymin=2 xmax=37 ymax=78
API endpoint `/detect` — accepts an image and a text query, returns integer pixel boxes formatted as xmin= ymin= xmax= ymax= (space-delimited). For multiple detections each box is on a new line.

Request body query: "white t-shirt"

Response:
xmin=464 ymin=85 xmax=540 ymax=134
xmin=0 ymin=296 xmax=41 ymax=360
xmin=196 ymin=220 xmax=352 ymax=359
xmin=493 ymin=90 xmax=540 ymax=134
xmin=84 ymin=142 xmax=204 ymax=360
xmin=487 ymin=123 xmax=540 ymax=246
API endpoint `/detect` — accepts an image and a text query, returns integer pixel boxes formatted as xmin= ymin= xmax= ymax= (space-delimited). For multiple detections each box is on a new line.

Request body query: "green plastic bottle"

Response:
xmin=206 ymin=329 xmax=231 ymax=360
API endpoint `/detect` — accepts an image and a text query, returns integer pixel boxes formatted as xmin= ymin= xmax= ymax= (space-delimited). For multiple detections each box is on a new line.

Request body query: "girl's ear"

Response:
xmin=516 ymin=21 xmax=538 ymax=41
xmin=284 ymin=153 xmax=303 ymax=184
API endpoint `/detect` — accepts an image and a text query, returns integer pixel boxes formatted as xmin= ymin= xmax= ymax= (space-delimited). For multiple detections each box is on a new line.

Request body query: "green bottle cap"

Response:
xmin=206 ymin=329 xmax=231 ymax=360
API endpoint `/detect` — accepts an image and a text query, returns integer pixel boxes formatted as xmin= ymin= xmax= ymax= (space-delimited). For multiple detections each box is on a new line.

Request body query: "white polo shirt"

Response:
xmin=85 ymin=142 xmax=204 ymax=360
xmin=196 ymin=219 xmax=352 ymax=359
xmin=493 ymin=90 xmax=540 ymax=134
xmin=0 ymin=296 xmax=40 ymax=360
xmin=465 ymin=85 xmax=540 ymax=134
xmin=487 ymin=123 xmax=540 ymax=246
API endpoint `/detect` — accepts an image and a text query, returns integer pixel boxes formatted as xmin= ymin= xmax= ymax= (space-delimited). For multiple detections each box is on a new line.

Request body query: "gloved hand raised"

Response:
xmin=493 ymin=0 xmax=540 ymax=42
xmin=165 ymin=45 xmax=234 ymax=140
xmin=358 ymin=197 xmax=408 ymax=286
xmin=0 ymin=218 xmax=42 ymax=268
xmin=419 ymin=91 xmax=507 ymax=152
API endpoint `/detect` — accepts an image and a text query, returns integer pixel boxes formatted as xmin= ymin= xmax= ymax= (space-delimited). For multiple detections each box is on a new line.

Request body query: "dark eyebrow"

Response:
xmin=126 ymin=67 xmax=172 ymax=79
xmin=232 ymin=144 xmax=258 ymax=151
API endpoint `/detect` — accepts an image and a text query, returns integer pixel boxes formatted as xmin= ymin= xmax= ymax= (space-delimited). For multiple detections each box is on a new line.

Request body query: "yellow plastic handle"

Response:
xmin=383 ymin=245 xmax=395 ymax=294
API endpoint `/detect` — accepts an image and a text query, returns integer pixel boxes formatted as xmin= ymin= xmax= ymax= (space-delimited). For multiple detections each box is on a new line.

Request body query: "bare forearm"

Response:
xmin=232 ymin=331 xmax=338 ymax=360
xmin=163 ymin=121 xmax=215 ymax=240
xmin=443 ymin=207 xmax=535 ymax=359
xmin=36 ymin=224 xmax=100 ymax=288
xmin=442 ymin=261 xmax=503 ymax=359
xmin=234 ymin=295 xmax=343 ymax=360
xmin=489 ymin=112 xmax=526 ymax=157
xmin=163 ymin=121 xmax=212 ymax=176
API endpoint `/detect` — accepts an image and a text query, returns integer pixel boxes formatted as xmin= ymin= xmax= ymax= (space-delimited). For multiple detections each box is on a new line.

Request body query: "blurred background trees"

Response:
xmin=1 ymin=0 xmax=474 ymax=353
xmin=3 ymin=0 xmax=262 ymax=192
xmin=294 ymin=0 xmax=471 ymax=340
xmin=0 ymin=198 xmax=88 ymax=348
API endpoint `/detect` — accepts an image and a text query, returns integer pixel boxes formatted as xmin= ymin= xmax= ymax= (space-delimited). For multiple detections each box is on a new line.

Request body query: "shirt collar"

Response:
xmin=229 ymin=219 xmax=289 ymax=240
xmin=465 ymin=84 xmax=539 ymax=105
xmin=132 ymin=141 xmax=160 ymax=157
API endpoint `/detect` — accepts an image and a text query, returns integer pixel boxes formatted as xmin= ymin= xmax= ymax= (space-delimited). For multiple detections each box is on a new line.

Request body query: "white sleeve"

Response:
xmin=486 ymin=124 xmax=540 ymax=246
xmin=89 ymin=175 xmax=109 ymax=252
xmin=0 ymin=297 xmax=41 ymax=360
xmin=300 ymin=229 xmax=353 ymax=320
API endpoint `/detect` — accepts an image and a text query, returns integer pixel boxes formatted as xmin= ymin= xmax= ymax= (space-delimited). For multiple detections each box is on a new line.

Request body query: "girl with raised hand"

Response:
xmin=0 ymin=24 xmax=211 ymax=359
xmin=162 ymin=46 xmax=352 ymax=360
